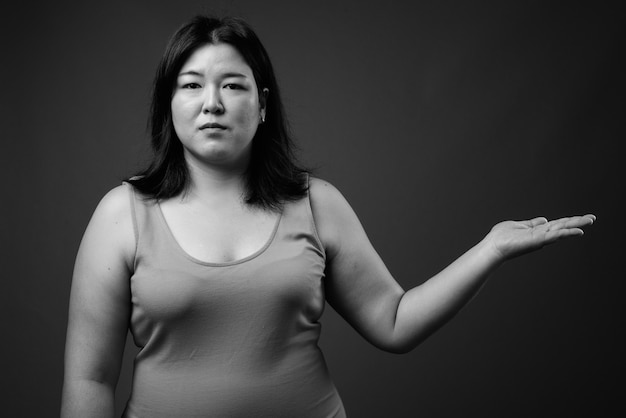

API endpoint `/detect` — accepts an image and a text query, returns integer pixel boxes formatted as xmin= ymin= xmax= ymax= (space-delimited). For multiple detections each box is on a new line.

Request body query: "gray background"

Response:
xmin=2 ymin=0 xmax=624 ymax=416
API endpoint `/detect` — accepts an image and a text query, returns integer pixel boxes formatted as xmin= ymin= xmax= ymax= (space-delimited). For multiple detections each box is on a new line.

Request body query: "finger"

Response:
xmin=546 ymin=215 xmax=594 ymax=231
xmin=544 ymin=227 xmax=584 ymax=244
xmin=546 ymin=217 xmax=572 ymax=231
xmin=521 ymin=217 xmax=548 ymax=228
xmin=542 ymin=217 xmax=568 ymax=233
xmin=583 ymin=214 xmax=596 ymax=223
xmin=561 ymin=215 xmax=594 ymax=229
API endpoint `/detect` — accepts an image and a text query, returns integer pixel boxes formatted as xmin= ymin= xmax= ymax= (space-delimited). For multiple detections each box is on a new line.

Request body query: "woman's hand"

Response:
xmin=486 ymin=214 xmax=596 ymax=261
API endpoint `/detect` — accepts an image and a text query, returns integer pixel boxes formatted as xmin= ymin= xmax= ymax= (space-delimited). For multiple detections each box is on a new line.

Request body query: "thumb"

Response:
xmin=522 ymin=217 xmax=548 ymax=228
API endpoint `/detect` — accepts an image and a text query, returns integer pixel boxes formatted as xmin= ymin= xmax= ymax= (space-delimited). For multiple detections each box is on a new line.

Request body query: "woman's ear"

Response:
xmin=260 ymin=88 xmax=269 ymax=123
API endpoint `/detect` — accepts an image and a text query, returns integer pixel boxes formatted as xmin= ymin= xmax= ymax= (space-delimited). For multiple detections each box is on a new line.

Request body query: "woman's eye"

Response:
xmin=182 ymin=83 xmax=201 ymax=89
xmin=224 ymin=83 xmax=244 ymax=90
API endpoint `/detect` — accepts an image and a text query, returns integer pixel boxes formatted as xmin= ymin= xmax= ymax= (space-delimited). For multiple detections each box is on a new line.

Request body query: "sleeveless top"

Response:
xmin=121 ymin=182 xmax=346 ymax=418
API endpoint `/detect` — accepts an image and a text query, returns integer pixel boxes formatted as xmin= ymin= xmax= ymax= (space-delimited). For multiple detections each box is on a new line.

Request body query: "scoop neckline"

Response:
xmin=155 ymin=202 xmax=283 ymax=267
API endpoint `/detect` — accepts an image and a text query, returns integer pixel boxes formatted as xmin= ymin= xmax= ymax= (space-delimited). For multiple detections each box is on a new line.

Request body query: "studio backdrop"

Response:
xmin=2 ymin=1 xmax=623 ymax=417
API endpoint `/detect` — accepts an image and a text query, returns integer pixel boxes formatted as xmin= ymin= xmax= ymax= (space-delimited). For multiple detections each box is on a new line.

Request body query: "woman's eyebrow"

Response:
xmin=178 ymin=70 xmax=248 ymax=78
xmin=178 ymin=70 xmax=203 ymax=77
xmin=220 ymin=72 xmax=248 ymax=79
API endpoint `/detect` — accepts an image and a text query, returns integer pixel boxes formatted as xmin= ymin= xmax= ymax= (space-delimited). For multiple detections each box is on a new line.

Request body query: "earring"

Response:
xmin=260 ymin=113 xmax=266 ymax=123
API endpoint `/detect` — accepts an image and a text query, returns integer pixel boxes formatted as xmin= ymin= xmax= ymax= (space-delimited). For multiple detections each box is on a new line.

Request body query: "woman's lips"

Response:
xmin=199 ymin=122 xmax=227 ymax=130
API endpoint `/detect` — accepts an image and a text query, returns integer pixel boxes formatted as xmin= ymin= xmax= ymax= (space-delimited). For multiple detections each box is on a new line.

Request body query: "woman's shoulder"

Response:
xmin=96 ymin=184 xmax=133 ymax=215
xmin=308 ymin=176 xmax=358 ymax=215
xmin=308 ymin=177 xmax=360 ymax=248
xmin=308 ymin=176 xmax=345 ymax=206
xmin=78 ymin=184 xmax=137 ymax=270
xmin=87 ymin=184 xmax=137 ymax=234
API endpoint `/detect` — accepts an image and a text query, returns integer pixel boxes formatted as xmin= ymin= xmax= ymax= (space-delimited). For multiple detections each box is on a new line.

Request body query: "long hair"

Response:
xmin=126 ymin=16 xmax=308 ymax=209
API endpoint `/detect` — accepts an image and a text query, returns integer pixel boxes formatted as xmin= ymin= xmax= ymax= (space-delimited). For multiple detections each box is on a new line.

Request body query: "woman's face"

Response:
xmin=171 ymin=43 xmax=266 ymax=170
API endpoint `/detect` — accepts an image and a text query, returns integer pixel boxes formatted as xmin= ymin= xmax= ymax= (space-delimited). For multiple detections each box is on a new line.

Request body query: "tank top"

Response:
xmin=121 ymin=182 xmax=346 ymax=418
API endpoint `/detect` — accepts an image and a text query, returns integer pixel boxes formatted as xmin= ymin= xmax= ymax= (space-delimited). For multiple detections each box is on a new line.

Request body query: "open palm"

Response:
xmin=488 ymin=214 xmax=596 ymax=260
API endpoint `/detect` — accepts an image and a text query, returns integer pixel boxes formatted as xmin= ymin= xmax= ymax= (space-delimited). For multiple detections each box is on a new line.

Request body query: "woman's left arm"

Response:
xmin=309 ymin=178 xmax=595 ymax=353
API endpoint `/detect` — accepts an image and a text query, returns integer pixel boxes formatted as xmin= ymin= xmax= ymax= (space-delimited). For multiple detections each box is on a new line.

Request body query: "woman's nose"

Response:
xmin=202 ymin=88 xmax=224 ymax=114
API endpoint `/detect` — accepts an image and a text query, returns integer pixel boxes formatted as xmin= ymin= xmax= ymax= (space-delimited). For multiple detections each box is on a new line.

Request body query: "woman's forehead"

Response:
xmin=179 ymin=43 xmax=252 ymax=76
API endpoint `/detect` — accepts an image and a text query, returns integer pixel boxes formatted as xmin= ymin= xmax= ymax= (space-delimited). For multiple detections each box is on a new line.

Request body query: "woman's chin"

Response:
xmin=185 ymin=149 xmax=250 ymax=171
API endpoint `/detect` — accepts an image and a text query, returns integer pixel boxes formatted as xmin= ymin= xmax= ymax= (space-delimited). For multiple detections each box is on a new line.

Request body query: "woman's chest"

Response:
xmin=159 ymin=200 xmax=281 ymax=264
xmin=130 ymin=236 xmax=327 ymax=341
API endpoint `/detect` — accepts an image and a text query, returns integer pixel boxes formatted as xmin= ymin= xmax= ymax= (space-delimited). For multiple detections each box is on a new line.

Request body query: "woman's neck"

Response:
xmin=182 ymin=157 xmax=248 ymax=207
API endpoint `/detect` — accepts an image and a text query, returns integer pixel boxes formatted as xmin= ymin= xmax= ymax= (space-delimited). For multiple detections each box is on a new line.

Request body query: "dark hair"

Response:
xmin=126 ymin=15 xmax=308 ymax=209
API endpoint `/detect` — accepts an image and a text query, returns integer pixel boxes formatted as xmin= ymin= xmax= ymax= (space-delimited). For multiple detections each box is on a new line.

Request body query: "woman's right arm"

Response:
xmin=61 ymin=185 xmax=136 ymax=418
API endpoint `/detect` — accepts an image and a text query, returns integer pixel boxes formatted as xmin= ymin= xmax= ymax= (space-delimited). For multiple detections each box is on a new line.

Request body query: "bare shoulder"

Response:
xmin=308 ymin=177 xmax=345 ymax=205
xmin=308 ymin=177 xmax=363 ymax=254
xmin=79 ymin=184 xmax=136 ymax=270
xmin=308 ymin=177 xmax=354 ymax=219
xmin=93 ymin=184 xmax=133 ymax=220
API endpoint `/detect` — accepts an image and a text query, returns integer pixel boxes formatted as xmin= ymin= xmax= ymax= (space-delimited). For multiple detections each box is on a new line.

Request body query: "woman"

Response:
xmin=61 ymin=16 xmax=595 ymax=417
